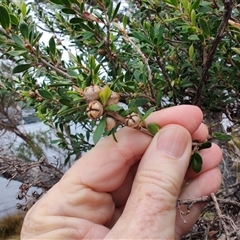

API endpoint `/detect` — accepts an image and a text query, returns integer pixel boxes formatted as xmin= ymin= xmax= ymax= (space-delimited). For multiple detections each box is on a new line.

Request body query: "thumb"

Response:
xmin=106 ymin=124 xmax=192 ymax=239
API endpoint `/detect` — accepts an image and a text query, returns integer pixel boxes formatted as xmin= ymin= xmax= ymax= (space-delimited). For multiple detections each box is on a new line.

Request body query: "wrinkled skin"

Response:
xmin=21 ymin=105 xmax=222 ymax=239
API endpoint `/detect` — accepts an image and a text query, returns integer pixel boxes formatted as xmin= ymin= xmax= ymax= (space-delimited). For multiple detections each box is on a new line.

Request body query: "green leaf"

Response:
xmin=0 ymin=5 xmax=11 ymax=31
xmin=49 ymin=36 xmax=56 ymax=56
xmin=131 ymin=31 xmax=152 ymax=45
xmin=107 ymin=0 xmax=113 ymax=20
xmin=198 ymin=141 xmax=212 ymax=150
xmin=38 ymin=89 xmax=53 ymax=99
xmin=19 ymin=20 xmax=29 ymax=39
xmin=105 ymin=104 xmax=122 ymax=111
xmin=190 ymin=9 xmax=196 ymax=26
xmin=142 ymin=107 xmax=155 ymax=121
xmin=62 ymin=8 xmax=75 ymax=14
xmin=99 ymin=85 xmax=111 ymax=106
xmin=8 ymin=50 xmax=28 ymax=56
xmin=199 ymin=19 xmax=210 ymax=36
xmin=21 ymin=1 xmax=27 ymax=18
xmin=93 ymin=116 xmax=106 ymax=144
xmin=190 ymin=152 xmax=203 ymax=173
xmin=59 ymin=98 xmax=72 ymax=106
xmin=156 ymin=91 xmax=163 ymax=108
xmin=191 ymin=0 xmax=200 ymax=10
xmin=212 ymin=132 xmax=232 ymax=141
xmin=12 ymin=64 xmax=31 ymax=73
xmin=189 ymin=44 xmax=194 ymax=59
xmin=112 ymin=2 xmax=121 ymax=20
xmin=10 ymin=14 xmax=19 ymax=26
xmin=147 ymin=122 xmax=161 ymax=136
xmin=11 ymin=34 xmax=25 ymax=47
xmin=129 ymin=98 xmax=148 ymax=108
xmin=188 ymin=34 xmax=199 ymax=41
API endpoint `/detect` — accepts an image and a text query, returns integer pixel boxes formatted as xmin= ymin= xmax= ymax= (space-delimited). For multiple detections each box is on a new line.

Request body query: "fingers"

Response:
xmin=145 ymin=105 xmax=203 ymax=135
xmin=106 ymin=124 xmax=193 ymax=239
xmin=63 ymin=105 xmax=204 ymax=192
xmin=175 ymin=143 xmax=222 ymax=238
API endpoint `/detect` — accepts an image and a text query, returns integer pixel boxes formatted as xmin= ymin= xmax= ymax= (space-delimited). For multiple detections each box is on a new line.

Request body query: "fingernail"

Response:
xmin=157 ymin=125 xmax=189 ymax=158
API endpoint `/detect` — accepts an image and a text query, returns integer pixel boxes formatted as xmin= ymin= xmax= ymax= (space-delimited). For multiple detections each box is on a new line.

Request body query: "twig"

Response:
xmin=211 ymin=193 xmax=231 ymax=240
xmin=194 ymin=0 xmax=233 ymax=106
xmin=114 ymin=23 xmax=155 ymax=99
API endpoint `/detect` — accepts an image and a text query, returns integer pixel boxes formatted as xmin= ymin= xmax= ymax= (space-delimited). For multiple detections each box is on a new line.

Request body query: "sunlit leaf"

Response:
xmin=99 ymin=85 xmax=111 ymax=106
xmin=147 ymin=122 xmax=161 ymax=136
xmin=93 ymin=116 xmax=106 ymax=144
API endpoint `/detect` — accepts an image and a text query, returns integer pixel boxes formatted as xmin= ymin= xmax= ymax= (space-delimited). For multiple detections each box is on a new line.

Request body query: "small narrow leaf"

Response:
xmin=105 ymin=104 xmax=122 ymax=111
xmin=11 ymin=34 xmax=25 ymax=47
xmin=142 ymin=107 xmax=155 ymax=121
xmin=21 ymin=1 xmax=27 ymax=18
xmin=199 ymin=19 xmax=210 ymax=36
xmin=19 ymin=20 xmax=29 ymax=39
xmin=189 ymin=44 xmax=194 ymax=59
xmin=198 ymin=141 xmax=212 ymax=150
xmin=59 ymin=98 xmax=71 ymax=106
xmin=112 ymin=2 xmax=121 ymax=20
xmin=38 ymin=89 xmax=53 ymax=99
xmin=147 ymin=122 xmax=161 ymax=136
xmin=49 ymin=36 xmax=56 ymax=56
xmin=12 ymin=64 xmax=31 ymax=73
xmin=212 ymin=132 xmax=232 ymax=141
xmin=0 ymin=5 xmax=11 ymax=31
xmin=99 ymin=85 xmax=111 ymax=106
xmin=190 ymin=9 xmax=196 ymax=26
xmin=93 ymin=116 xmax=106 ymax=144
xmin=190 ymin=152 xmax=203 ymax=173
xmin=191 ymin=0 xmax=200 ymax=10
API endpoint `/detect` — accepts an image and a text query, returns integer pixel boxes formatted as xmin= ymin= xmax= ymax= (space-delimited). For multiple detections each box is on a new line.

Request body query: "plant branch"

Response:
xmin=114 ymin=24 xmax=155 ymax=99
xmin=194 ymin=0 xmax=233 ymax=106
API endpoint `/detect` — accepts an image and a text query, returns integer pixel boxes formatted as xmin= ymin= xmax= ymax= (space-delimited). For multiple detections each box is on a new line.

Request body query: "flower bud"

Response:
xmin=105 ymin=117 xmax=117 ymax=131
xmin=83 ymin=85 xmax=101 ymax=101
xmin=125 ymin=113 xmax=141 ymax=128
xmin=86 ymin=100 xmax=104 ymax=119
xmin=106 ymin=91 xmax=120 ymax=105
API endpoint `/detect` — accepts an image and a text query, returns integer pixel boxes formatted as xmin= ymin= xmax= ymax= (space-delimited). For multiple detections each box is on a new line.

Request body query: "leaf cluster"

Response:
xmin=0 ymin=0 xmax=239 ymax=162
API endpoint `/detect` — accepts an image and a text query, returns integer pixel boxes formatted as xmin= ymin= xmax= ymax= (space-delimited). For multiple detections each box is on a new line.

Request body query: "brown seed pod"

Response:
xmin=125 ymin=113 xmax=141 ymax=128
xmin=106 ymin=91 xmax=120 ymax=105
xmin=83 ymin=85 xmax=101 ymax=101
xmin=105 ymin=117 xmax=117 ymax=131
xmin=86 ymin=100 xmax=104 ymax=119
xmin=36 ymin=96 xmax=44 ymax=102
xmin=28 ymin=90 xmax=36 ymax=98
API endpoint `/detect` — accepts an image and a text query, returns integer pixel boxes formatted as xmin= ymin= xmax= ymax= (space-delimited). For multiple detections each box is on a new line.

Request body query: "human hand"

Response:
xmin=21 ymin=105 xmax=222 ymax=239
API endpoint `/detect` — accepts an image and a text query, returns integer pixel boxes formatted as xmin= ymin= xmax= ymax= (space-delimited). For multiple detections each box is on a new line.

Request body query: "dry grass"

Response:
xmin=0 ymin=212 xmax=24 ymax=240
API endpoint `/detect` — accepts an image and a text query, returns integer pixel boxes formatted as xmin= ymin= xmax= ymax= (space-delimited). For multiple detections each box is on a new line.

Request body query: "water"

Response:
xmin=0 ymin=122 xmax=61 ymax=218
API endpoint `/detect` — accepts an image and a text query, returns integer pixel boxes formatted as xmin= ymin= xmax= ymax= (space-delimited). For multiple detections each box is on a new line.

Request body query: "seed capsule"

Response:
xmin=106 ymin=91 xmax=120 ymax=105
xmin=28 ymin=90 xmax=36 ymax=98
xmin=86 ymin=100 xmax=104 ymax=119
xmin=125 ymin=113 xmax=141 ymax=128
xmin=105 ymin=117 xmax=117 ymax=131
xmin=83 ymin=85 xmax=101 ymax=101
